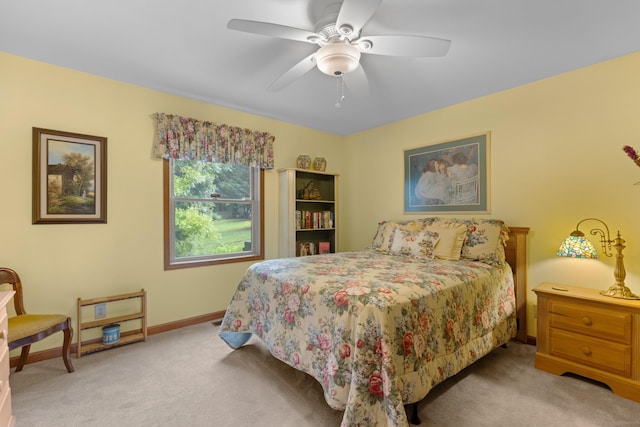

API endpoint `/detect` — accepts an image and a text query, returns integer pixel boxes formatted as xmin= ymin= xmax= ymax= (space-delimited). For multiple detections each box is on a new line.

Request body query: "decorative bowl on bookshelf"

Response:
xmin=296 ymin=155 xmax=312 ymax=169
xmin=312 ymin=157 xmax=327 ymax=171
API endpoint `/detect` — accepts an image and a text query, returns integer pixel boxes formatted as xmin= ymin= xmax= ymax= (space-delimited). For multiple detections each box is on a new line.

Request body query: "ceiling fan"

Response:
xmin=227 ymin=0 xmax=451 ymax=99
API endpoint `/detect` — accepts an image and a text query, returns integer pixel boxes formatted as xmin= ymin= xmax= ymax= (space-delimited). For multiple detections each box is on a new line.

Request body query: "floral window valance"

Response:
xmin=153 ymin=113 xmax=275 ymax=169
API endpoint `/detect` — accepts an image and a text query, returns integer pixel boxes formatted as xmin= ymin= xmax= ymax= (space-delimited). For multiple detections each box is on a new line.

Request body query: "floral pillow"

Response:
xmin=371 ymin=221 xmax=395 ymax=251
xmin=371 ymin=221 xmax=424 ymax=252
xmin=371 ymin=218 xmax=508 ymax=265
xmin=388 ymin=228 xmax=440 ymax=259
xmin=403 ymin=217 xmax=509 ymax=266
xmin=459 ymin=219 xmax=509 ymax=265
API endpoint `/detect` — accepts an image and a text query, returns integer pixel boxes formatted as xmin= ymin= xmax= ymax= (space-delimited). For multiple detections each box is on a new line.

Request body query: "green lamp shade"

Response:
xmin=557 ymin=235 xmax=598 ymax=258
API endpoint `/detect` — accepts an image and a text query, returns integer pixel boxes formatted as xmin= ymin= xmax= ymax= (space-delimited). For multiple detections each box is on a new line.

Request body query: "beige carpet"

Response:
xmin=9 ymin=322 xmax=640 ymax=426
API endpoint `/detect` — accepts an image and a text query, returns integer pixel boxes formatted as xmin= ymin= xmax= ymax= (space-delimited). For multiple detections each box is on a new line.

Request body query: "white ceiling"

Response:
xmin=2 ymin=1 xmax=640 ymax=135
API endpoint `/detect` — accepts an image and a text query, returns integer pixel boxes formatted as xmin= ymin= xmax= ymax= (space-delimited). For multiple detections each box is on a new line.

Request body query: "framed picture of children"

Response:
xmin=404 ymin=132 xmax=490 ymax=213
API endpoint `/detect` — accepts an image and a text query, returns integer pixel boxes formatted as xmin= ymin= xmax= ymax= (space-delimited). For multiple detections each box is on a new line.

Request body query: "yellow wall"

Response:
xmin=0 ymin=52 xmax=345 ymax=352
xmin=344 ymin=52 xmax=640 ymax=335
xmin=2 ymin=51 xmax=640 ymax=353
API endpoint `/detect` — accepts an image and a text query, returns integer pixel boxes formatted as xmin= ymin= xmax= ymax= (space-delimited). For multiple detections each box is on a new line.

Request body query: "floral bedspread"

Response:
xmin=219 ymin=250 xmax=516 ymax=427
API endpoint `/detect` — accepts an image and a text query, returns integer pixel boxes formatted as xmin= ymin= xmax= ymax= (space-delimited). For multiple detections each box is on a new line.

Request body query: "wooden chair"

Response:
xmin=0 ymin=267 xmax=74 ymax=373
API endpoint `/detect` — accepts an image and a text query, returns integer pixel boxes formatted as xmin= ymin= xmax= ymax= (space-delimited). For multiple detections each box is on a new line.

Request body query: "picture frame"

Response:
xmin=404 ymin=132 xmax=490 ymax=213
xmin=32 ymin=127 xmax=107 ymax=224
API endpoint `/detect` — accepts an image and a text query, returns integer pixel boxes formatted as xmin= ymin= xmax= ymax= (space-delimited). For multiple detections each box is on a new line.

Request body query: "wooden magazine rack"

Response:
xmin=76 ymin=289 xmax=147 ymax=358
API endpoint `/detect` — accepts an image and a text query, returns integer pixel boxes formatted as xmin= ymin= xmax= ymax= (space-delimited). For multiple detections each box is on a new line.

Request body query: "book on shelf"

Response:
xmin=318 ymin=241 xmax=330 ymax=254
xmin=304 ymin=211 xmax=311 ymax=229
xmin=297 ymin=241 xmax=316 ymax=256
xmin=322 ymin=211 xmax=333 ymax=229
xmin=297 ymin=210 xmax=334 ymax=230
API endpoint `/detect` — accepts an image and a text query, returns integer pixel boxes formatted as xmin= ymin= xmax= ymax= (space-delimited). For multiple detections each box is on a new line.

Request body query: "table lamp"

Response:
xmin=557 ymin=217 xmax=639 ymax=299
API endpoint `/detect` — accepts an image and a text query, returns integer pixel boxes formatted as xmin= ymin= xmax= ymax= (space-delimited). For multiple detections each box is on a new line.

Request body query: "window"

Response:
xmin=164 ymin=159 xmax=264 ymax=269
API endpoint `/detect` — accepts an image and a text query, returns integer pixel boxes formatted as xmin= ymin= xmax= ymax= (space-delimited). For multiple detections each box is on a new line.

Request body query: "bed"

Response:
xmin=219 ymin=218 xmax=529 ymax=427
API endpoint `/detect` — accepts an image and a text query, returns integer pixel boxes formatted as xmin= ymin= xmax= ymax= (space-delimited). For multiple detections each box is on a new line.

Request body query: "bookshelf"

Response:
xmin=279 ymin=168 xmax=338 ymax=258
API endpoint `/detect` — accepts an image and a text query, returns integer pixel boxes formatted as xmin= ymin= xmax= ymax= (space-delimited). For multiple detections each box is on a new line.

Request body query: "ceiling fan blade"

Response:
xmin=343 ymin=65 xmax=369 ymax=97
xmin=227 ymin=19 xmax=320 ymax=44
xmin=268 ymin=53 xmax=317 ymax=91
xmin=336 ymin=0 xmax=383 ymax=38
xmin=361 ymin=35 xmax=451 ymax=57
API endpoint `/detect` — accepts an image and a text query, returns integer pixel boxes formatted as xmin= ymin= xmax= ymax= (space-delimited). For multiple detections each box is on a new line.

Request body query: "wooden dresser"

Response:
xmin=0 ymin=291 xmax=15 ymax=426
xmin=534 ymin=282 xmax=640 ymax=402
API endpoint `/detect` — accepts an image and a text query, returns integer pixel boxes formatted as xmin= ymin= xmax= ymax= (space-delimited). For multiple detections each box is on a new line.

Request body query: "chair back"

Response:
xmin=454 ymin=176 xmax=478 ymax=204
xmin=0 ymin=267 xmax=27 ymax=316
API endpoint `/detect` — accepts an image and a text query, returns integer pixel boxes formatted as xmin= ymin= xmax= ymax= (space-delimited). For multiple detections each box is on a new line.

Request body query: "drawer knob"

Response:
xmin=581 ymin=317 xmax=592 ymax=326
xmin=581 ymin=346 xmax=592 ymax=356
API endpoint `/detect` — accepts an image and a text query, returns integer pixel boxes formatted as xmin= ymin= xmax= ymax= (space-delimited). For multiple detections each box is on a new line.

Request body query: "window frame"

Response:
xmin=163 ymin=159 xmax=264 ymax=270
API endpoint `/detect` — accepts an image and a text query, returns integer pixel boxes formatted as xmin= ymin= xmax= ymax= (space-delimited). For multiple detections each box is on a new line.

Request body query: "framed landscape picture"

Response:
xmin=32 ymin=127 xmax=107 ymax=224
xmin=404 ymin=132 xmax=490 ymax=213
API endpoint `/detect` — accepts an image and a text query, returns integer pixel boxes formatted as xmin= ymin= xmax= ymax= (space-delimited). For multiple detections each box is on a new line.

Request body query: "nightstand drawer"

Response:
xmin=0 ymin=346 xmax=8 ymax=386
xmin=0 ymin=344 xmax=10 ymax=427
xmin=549 ymin=328 xmax=632 ymax=377
xmin=0 ymin=379 xmax=11 ymax=427
xmin=549 ymin=299 xmax=631 ymax=344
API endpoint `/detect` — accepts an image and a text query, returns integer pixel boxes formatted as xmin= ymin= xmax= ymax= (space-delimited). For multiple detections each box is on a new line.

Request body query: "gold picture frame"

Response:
xmin=32 ymin=127 xmax=107 ymax=224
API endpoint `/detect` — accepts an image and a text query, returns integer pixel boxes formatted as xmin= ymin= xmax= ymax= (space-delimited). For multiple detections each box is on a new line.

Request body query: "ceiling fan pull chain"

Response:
xmin=335 ymin=75 xmax=345 ymax=108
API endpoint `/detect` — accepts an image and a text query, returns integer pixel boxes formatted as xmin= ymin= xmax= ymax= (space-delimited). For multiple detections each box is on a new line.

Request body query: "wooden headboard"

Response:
xmin=505 ymin=226 xmax=529 ymax=343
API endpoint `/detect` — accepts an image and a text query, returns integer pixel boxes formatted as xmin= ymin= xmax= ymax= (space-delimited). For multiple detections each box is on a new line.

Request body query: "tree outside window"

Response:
xmin=164 ymin=159 xmax=263 ymax=269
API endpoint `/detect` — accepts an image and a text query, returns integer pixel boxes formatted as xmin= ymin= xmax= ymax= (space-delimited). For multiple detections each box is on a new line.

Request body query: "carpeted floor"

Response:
xmin=9 ymin=322 xmax=640 ymax=426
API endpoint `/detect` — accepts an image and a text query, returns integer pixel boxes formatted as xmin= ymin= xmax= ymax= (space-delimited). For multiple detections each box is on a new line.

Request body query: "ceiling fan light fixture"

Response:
xmin=314 ymin=42 xmax=361 ymax=76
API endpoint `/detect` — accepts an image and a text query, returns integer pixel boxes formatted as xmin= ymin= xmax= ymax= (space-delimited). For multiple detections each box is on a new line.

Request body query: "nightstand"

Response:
xmin=533 ymin=282 xmax=640 ymax=402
